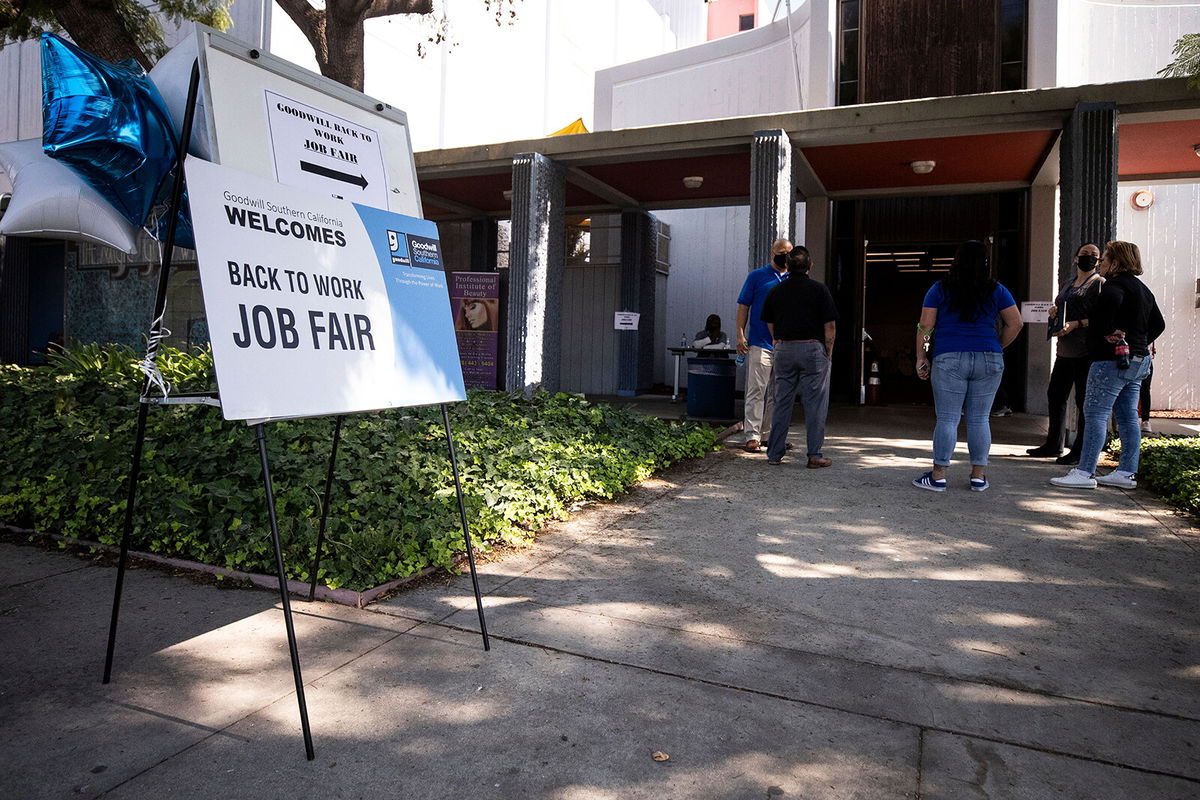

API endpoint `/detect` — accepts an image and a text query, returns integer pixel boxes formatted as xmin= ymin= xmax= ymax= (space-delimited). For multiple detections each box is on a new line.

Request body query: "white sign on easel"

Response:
xmin=153 ymin=26 xmax=424 ymax=216
xmin=186 ymin=157 xmax=465 ymax=421
xmin=263 ymin=90 xmax=390 ymax=209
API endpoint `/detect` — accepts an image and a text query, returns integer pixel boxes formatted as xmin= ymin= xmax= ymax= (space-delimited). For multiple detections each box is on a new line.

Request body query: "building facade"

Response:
xmin=2 ymin=0 xmax=1198 ymax=411
xmin=593 ymin=0 xmax=1200 ymax=409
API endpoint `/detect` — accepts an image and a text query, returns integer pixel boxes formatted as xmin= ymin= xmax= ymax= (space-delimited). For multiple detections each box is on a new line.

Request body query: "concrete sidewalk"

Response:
xmin=2 ymin=407 xmax=1197 ymax=799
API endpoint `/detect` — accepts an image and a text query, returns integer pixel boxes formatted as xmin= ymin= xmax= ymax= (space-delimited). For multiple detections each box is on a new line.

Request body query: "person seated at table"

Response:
xmin=693 ymin=314 xmax=729 ymax=349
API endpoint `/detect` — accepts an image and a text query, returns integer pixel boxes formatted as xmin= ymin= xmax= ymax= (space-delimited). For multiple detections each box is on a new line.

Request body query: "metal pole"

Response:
xmin=256 ymin=424 xmax=316 ymax=760
xmin=307 ymin=415 xmax=343 ymax=602
xmin=103 ymin=402 xmax=149 ymax=684
xmin=103 ymin=60 xmax=202 ymax=684
xmin=440 ymin=404 xmax=490 ymax=650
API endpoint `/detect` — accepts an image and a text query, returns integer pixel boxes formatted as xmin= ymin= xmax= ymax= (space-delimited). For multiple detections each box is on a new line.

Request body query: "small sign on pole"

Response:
xmin=614 ymin=311 xmax=640 ymax=331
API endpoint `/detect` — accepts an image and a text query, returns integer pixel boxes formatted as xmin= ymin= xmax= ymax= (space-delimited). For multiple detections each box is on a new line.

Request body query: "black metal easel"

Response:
xmin=306 ymin=408 xmax=490 ymax=650
xmin=307 ymin=415 xmax=343 ymax=601
xmin=103 ymin=61 xmax=204 ymax=687
xmin=100 ymin=58 xmax=493 ymax=763
xmin=100 ymin=60 xmax=317 ymax=760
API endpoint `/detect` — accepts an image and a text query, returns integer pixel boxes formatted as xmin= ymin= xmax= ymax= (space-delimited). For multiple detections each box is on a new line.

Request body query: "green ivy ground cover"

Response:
xmin=1125 ymin=435 xmax=1200 ymax=517
xmin=0 ymin=345 xmax=718 ymax=591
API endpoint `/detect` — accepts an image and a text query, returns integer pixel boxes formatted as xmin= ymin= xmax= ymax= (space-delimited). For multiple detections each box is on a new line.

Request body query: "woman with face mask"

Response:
xmin=1026 ymin=243 xmax=1104 ymax=464
xmin=1051 ymin=241 xmax=1165 ymax=490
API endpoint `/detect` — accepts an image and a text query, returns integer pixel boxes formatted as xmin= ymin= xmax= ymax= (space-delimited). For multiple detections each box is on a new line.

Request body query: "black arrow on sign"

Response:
xmin=299 ymin=160 xmax=369 ymax=189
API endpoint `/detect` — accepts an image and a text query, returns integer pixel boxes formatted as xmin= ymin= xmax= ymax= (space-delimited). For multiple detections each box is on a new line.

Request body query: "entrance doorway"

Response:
xmin=862 ymin=244 xmax=956 ymax=405
xmin=829 ymin=192 xmax=1028 ymax=408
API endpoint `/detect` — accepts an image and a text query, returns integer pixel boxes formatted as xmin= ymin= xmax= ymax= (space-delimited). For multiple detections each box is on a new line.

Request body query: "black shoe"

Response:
xmin=1055 ymin=452 xmax=1080 ymax=466
xmin=1026 ymin=445 xmax=1062 ymax=457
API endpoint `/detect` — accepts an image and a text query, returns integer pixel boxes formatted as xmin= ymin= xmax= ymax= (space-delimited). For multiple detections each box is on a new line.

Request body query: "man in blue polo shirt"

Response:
xmin=736 ymin=237 xmax=792 ymax=452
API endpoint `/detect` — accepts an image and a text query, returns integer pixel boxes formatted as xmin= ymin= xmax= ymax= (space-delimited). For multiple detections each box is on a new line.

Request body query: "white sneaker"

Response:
xmin=1096 ymin=470 xmax=1137 ymax=489
xmin=1140 ymin=420 xmax=1152 ymax=433
xmin=1050 ymin=468 xmax=1097 ymax=489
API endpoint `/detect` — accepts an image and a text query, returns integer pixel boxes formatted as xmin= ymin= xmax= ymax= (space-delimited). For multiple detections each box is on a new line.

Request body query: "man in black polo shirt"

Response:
xmin=760 ymin=246 xmax=839 ymax=467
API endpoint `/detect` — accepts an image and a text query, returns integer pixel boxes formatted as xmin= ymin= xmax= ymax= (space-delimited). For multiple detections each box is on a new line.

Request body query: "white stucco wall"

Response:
xmin=655 ymin=202 xmax=807 ymax=390
xmin=269 ymin=0 xmax=706 ymax=150
xmin=1117 ymin=182 xmax=1200 ymax=410
xmin=1055 ymin=0 xmax=1200 ymax=87
xmin=595 ymin=2 xmax=819 ymax=130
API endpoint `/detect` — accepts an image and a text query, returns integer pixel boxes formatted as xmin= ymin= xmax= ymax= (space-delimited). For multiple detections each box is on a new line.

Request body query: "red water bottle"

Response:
xmin=1114 ymin=338 xmax=1131 ymax=369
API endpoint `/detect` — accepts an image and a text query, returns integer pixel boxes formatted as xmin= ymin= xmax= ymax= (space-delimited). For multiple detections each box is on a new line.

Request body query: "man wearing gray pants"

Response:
xmin=760 ymin=246 xmax=839 ymax=467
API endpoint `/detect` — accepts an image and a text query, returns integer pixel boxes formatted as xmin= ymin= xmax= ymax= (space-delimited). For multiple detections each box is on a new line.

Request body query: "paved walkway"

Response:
xmin=2 ymin=407 xmax=1197 ymax=799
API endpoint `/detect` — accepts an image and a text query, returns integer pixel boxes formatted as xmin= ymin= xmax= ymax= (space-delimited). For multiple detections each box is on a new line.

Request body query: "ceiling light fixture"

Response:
xmin=910 ymin=160 xmax=935 ymax=175
xmin=682 ymin=176 xmax=704 ymax=189
xmin=1194 ymin=144 xmax=1200 ymax=158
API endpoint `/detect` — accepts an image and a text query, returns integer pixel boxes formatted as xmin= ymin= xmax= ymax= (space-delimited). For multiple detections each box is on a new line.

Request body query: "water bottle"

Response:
xmin=1115 ymin=338 xmax=1131 ymax=370
xmin=680 ymin=333 xmax=688 ymax=348
xmin=736 ymin=353 xmax=746 ymax=367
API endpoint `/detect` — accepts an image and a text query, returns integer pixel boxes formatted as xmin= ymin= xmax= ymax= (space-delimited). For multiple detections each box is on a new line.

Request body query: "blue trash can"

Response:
xmin=686 ymin=356 xmax=736 ymax=419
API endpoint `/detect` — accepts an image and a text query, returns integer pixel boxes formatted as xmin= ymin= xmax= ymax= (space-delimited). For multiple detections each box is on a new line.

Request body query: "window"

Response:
xmin=999 ymin=0 xmax=1027 ymax=91
xmin=738 ymin=14 xmax=754 ymax=32
xmin=837 ymin=0 xmax=860 ymax=105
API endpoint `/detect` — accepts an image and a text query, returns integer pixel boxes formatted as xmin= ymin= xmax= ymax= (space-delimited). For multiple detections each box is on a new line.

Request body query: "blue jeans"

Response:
xmin=930 ymin=351 xmax=1004 ymax=467
xmin=1078 ymin=357 xmax=1152 ymax=475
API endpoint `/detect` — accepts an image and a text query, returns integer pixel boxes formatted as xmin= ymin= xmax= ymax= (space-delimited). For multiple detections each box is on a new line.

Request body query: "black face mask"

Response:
xmin=773 ymin=253 xmax=787 ymax=268
xmin=1078 ymin=254 xmax=1098 ymax=270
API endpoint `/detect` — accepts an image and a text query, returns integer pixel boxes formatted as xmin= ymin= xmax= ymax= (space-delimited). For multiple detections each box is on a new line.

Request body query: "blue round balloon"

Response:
xmin=41 ymin=33 xmax=192 ymax=247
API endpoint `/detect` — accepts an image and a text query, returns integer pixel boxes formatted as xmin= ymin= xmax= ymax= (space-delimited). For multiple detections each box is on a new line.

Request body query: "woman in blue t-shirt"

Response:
xmin=912 ymin=240 xmax=1024 ymax=493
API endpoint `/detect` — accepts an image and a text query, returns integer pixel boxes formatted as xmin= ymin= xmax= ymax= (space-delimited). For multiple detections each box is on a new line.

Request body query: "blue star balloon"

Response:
xmin=40 ymin=33 xmax=193 ymax=248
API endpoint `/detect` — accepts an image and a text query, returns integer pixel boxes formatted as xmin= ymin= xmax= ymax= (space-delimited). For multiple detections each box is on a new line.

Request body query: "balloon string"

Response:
xmin=139 ymin=313 xmax=172 ymax=399
xmin=138 ymin=239 xmax=171 ymax=399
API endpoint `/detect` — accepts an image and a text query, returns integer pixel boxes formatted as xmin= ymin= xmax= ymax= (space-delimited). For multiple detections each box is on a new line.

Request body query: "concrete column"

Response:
xmin=506 ymin=152 xmax=565 ymax=395
xmin=617 ymin=210 xmax=657 ymax=396
xmin=748 ymin=129 xmax=796 ymax=270
xmin=1025 ymin=184 xmax=1059 ymax=416
xmin=1058 ymin=102 xmax=1117 ymax=285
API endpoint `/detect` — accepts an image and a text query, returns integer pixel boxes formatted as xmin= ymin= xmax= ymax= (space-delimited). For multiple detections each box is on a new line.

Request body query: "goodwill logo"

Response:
xmin=407 ymin=235 xmax=442 ymax=270
xmin=387 ymin=230 xmax=410 ymax=266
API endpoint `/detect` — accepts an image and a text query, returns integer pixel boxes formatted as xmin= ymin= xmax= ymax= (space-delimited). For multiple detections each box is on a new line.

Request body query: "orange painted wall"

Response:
xmin=707 ymin=0 xmax=758 ymax=41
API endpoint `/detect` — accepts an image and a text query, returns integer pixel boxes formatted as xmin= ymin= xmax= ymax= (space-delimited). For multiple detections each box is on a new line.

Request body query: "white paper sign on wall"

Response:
xmin=1021 ymin=301 xmax=1054 ymax=323
xmin=614 ymin=312 xmax=641 ymax=330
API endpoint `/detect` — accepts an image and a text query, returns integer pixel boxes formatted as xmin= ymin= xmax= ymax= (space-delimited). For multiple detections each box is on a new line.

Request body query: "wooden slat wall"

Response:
xmin=861 ymin=194 xmax=995 ymax=243
xmin=560 ymin=262 xmax=622 ymax=395
xmin=862 ymin=0 xmax=997 ymax=102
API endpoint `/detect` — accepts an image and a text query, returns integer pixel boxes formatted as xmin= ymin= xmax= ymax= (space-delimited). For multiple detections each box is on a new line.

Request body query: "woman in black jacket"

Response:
xmin=1051 ymin=241 xmax=1165 ymax=490
xmin=1027 ymin=243 xmax=1103 ymax=463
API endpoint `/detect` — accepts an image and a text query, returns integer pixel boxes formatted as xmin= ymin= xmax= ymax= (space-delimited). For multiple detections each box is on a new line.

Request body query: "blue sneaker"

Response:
xmin=969 ymin=476 xmax=989 ymax=492
xmin=912 ymin=472 xmax=947 ymax=492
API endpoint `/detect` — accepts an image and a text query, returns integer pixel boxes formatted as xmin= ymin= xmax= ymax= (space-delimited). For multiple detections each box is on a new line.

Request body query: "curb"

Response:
xmin=2 ymin=525 xmax=458 ymax=608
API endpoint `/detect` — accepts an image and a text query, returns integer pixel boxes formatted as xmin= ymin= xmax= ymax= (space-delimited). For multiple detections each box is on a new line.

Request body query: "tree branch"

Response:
xmin=364 ymin=0 xmax=431 ymax=21
xmin=275 ymin=0 xmax=328 ymax=69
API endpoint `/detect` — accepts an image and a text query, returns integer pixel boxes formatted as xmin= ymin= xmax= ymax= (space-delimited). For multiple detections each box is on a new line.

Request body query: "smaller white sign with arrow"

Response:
xmin=264 ymin=89 xmax=389 ymax=208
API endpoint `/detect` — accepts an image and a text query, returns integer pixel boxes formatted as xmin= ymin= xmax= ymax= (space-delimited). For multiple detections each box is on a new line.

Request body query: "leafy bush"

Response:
xmin=0 ymin=346 xmax=717 ymax=590
xmin=1135 ymin=436 xmax=1200 ymax=516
